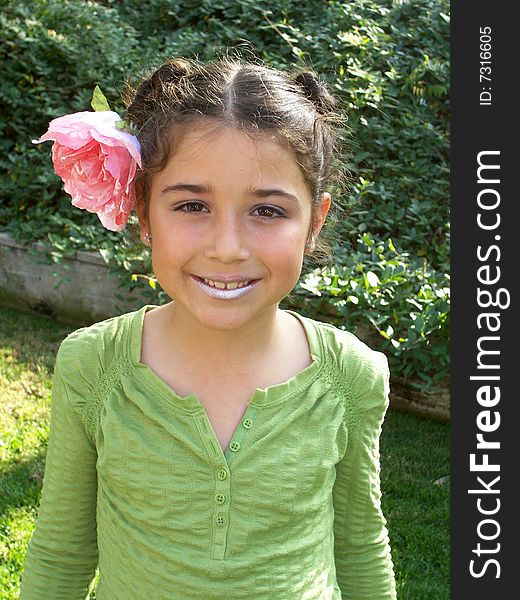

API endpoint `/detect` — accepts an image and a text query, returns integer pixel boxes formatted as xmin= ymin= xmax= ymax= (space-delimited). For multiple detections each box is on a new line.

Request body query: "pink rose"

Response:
xmin=34 ymin=111 xmax=142 ymax=231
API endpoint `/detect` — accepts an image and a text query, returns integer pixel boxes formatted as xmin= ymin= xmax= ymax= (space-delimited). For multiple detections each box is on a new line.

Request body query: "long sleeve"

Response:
xmin=333 ymin=353 xmax=396 ymax=600
xmin=20 ymin=349 xmax=99 ymax=599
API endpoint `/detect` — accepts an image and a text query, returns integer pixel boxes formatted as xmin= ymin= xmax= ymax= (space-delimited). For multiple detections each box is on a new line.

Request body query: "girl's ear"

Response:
xmin=314 ymin=192 xmax=331 ymax=237
xmin=305 ymin=192 xmax=331 ymax=254
xmin=135 ymin=198 xmax=151 ymax=246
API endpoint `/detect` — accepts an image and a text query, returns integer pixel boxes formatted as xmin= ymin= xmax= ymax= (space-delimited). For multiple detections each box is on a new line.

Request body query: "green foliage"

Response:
xmin=0 ymin=0 xmax=450 ymax=390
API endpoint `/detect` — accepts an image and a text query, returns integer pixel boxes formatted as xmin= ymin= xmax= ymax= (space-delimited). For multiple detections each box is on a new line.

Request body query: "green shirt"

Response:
xmin=20 ymin=305 xmax=396 ymax=599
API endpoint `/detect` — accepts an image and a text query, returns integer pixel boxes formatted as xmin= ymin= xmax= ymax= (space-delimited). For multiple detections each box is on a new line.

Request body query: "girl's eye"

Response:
xmin=253 ymin=205 xmax=285 ymax=219
xmin=175 ymin=201 xmax=207 ymax=213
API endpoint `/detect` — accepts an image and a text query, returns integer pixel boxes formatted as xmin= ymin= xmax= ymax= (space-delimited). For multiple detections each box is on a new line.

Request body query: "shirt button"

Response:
xmin=229 ymin=441 xmax=240 ymax=452
xmin=242 ymin=418 xmax=253 ymax=429
xmin=217 ymin=468 xmax=228 ymax=480
xmin=215 ymin=494 xmax=226 ymax=505
xmin=216 ymin=515 xmax=225 ymax=527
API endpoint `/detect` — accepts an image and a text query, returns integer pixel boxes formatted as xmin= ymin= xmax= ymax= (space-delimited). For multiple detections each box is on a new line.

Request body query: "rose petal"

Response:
xmin=91 ymin=127 xmax=141 ymax=167
xmin=96 ymin=196 xmax=131 ymax=231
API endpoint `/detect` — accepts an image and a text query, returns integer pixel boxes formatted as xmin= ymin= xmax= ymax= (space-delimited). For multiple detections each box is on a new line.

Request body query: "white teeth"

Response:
xmin=195 ymin=277 xmax=258 ymax=300
xmin=202 ymin=278 xmax=251 ymax=290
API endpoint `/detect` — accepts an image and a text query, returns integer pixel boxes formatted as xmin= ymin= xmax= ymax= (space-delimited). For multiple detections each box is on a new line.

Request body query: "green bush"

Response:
xmin=0 ymin=0 xmax=450 ymax=390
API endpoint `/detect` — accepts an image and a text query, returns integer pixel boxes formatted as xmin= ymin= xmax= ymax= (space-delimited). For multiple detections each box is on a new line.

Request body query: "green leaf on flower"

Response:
xmin=91 ymin=86 xmax=111 ymax=112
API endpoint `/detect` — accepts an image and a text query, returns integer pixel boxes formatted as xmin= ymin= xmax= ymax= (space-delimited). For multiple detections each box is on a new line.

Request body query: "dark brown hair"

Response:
xmin=124 ymin=56 xmax=343 ymax=262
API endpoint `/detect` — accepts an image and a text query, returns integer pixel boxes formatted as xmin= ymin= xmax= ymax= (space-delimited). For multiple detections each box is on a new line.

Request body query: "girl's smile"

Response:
xmin=190 ymin=275 xmax=261 ymax=299
xmin=139 ymin=122 xmax=329 ymax=332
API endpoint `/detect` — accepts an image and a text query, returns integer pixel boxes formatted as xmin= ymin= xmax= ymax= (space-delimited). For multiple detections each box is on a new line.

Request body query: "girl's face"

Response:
xmin=139 ymin=123 xmax=330 ymax=332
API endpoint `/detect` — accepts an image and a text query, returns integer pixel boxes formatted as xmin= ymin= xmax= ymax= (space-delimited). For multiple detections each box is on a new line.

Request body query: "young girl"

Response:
xmin=21 ymin=57 xmax=396 ymax=599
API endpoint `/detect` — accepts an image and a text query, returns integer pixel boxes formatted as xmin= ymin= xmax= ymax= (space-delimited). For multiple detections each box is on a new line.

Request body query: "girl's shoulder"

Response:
xmin=291 ymin=311 xmax=389 ymax=411
xmin=54 ymin=305 xmax=148 ymax=385
xmin=51 ymin=306 xmax=152 ymax=443
xmin=291 ymin=310 xmax=388 ymax=373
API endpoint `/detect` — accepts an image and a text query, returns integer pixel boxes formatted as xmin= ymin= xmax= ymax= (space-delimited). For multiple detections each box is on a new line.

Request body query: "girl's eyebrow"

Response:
xmin=161 ymin=183 xmax=212 ymax=195
xmin=161 ymin=183 xmax=300 ymax=204
xmin=250 ymin=188 xmax=300 ymax=204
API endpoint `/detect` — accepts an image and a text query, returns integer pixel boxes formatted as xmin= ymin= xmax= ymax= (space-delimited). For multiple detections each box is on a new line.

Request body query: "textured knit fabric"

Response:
xmin=20 ymin=305 xmax=396 ymax=600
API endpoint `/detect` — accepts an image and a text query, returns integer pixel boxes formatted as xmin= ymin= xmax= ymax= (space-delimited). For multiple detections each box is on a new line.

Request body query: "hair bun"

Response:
xmin=294 ymin=71 xmax=336 ymax=114
xmin=154 ymin=58 xmax=194 ymax=84
xmin=126 ymin=59 xmax=195 ymax=128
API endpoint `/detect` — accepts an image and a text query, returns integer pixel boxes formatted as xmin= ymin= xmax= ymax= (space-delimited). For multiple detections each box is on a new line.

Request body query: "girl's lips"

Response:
xmin=190 ymin=275 xmax=261 ymax=300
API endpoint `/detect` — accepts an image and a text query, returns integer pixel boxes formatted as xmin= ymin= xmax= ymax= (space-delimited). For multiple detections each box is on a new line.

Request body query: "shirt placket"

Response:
xmin=194 ymin=403 xmax=260 ymax=559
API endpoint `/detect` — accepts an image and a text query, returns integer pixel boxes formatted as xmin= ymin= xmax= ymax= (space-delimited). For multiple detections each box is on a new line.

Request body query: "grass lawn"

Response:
xmin=0 ymin=304 xmax=449 ymax=599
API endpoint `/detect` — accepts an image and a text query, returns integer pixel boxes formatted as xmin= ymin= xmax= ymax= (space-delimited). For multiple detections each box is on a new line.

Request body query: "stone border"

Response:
xmin=389 ymin=379 xmax=450 ymax=422
xmin=0 ymin=231 xmax=146 ymax=325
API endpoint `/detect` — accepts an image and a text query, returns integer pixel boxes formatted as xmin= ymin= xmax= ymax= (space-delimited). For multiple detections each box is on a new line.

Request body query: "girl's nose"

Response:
xmin=204 ymin=215 xmax=251 ymax=263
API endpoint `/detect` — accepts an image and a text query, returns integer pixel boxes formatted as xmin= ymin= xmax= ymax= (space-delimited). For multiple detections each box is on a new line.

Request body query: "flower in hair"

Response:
xmin=33 ymin=87 xmax=141 ymax=231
